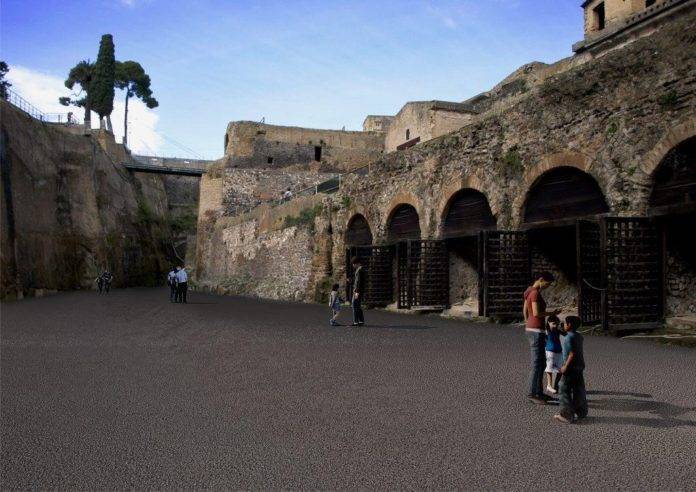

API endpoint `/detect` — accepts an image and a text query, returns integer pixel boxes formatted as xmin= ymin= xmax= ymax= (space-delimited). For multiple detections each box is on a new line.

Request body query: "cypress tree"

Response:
xmin=91 ymin=34 xmax=116 ymax=130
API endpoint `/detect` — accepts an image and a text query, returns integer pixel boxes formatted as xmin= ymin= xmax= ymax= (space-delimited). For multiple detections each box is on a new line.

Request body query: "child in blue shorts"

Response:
xmin=545 ymin=314 xmax=562 ymax=394
xmin=329 ymin=283 xmax=343 ymax=326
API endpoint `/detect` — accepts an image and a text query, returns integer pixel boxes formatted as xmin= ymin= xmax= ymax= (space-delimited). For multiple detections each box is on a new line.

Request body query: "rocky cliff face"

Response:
xmin=0 ymin=101 xmax=174 ymax=298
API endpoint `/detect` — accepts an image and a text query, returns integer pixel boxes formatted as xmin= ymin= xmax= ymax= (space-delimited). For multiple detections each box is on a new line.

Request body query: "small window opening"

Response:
xmin=406 ymin=129 xmax=410 ymax=140
xmin=645 ymin=0 xmax=656 ymax=6
xmin=593 ymin=2 xmax=605 ymax=31
xmin=314 ymin=146 xmax=322 ymax=161
xmin=267 ymin=157 xmax=274 ymax=164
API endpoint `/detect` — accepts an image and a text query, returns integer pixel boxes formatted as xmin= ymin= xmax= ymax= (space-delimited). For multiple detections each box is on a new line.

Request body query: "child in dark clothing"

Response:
xmin=554 ymin=316 xmax=588 ymax=424
xmin=329 ymin=283 xmax=343 ymax=326
xmin=544 ymin=315 xmax=563 ymax=394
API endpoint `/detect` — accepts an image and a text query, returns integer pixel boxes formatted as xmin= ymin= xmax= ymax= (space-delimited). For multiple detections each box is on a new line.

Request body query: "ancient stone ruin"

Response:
xmin=194 ymin=0 xmax=696 ymax=330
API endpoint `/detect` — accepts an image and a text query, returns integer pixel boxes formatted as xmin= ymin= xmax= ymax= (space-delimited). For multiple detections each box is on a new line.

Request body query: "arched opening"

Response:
xmin=345 ymin=214 xmax=373 ymax=247
xmin=523 ymin=167 xmax=609 ymax=311
xmin=387 ymin=204 xmax=421 ymax=243
xmin=649 ymin=136 xmax=696 ymax=317
xmin=441 ymin=189 xmax=496 ymax=313
xmin=523 ymin=166 xmax=609 ymax=224
xmin=442 ymin=188 xmax=496 ymax=238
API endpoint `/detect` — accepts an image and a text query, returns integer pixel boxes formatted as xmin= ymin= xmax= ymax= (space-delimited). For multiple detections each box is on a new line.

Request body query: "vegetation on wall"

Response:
xmin=282 ymin=204 xmax=323 ymax=231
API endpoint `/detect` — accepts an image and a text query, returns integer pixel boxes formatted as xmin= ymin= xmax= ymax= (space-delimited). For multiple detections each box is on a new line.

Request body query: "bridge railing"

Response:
xmin=4 ymin=89 xmax=80 ymax=125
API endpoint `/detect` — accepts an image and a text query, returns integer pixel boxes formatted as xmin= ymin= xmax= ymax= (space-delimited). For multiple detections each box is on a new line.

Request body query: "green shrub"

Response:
xmin=283 ymin=204 xmax=323 ymax=231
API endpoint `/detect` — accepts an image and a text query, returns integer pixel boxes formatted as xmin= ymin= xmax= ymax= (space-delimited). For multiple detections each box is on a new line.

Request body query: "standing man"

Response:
xmin=167 ymin=266 xmax=177 ymax=303
xmin=351 ymin=256 xmax=366 ymax=326
xmin=102 ymin=270 xmax=113 ymax=294
xmin=523 ymin=271 xmax=559 ymax=404
xmin=175 ymin=265 xmax=188 ymax=304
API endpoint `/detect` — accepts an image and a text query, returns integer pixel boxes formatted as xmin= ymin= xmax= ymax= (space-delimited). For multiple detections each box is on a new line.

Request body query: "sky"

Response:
xmin=1 ymin=0 xmax=584 ymax=159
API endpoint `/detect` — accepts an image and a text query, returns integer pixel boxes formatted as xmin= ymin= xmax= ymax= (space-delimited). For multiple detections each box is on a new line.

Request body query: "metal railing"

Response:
xmin=227 ymin=161 xmax=375 ymax=217
xmin=4 ymin=89 xmax=81 ymax=125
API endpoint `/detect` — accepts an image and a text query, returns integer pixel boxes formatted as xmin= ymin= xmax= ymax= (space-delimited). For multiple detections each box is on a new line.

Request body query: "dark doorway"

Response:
xmin=593 ymin=2 xmax=605 ymax=30
xmin=523 ymin=167 xmax=609 ymax=225
xmin=442 ymin=189 xmax=496 ymax=238
xmin=314 ymin=146 xmax=322 ymax=162
xmin=345 ymin=214 xmax=373 ymax=247
xmin=387 ymin=204 xmax=421 ymax=243
xmin=649 ymin=136 xmax=696 ymax=215
xmin=522 ymin=167 xmax=610 ymax=316
xmin=649 ymin=136 xmax=696 ymax=318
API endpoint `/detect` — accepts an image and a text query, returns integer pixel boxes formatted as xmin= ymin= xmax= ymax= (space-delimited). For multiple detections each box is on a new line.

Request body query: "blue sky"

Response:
xmin=1 ymin=0 xmax=583 ymax=159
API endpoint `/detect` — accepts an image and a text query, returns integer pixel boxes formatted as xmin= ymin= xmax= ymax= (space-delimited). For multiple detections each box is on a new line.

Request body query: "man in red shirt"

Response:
xmin=523 ymin=272 xmax=560 ymax=404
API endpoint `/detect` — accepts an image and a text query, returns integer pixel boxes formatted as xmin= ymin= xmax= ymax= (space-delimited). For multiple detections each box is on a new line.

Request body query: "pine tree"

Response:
xmin=115 ymin=60 xmax=158 ymax=147
xmin=0 ymin=61 xmax=11 ymax=100
xmin=59 ymin=60 xmax=94 ymax=129
xmin=91 ymin=34 xmax=116 ymax=131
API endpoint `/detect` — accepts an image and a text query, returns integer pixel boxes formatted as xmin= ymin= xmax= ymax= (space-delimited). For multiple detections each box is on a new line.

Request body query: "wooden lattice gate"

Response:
xmin=575 ymin=217 xmax=664 ymax=331
xmin=346 ymin=245 xmax=395 ymax=307
xmin=396 ymin=240 xmax=449 ymax=310
xmin=481 ymin=231 xmax=530 ymax=319
xmin=577 ymin=220 xmax=603 ymax=326
xmin=603 ymin=217 xmax=663 ymax=331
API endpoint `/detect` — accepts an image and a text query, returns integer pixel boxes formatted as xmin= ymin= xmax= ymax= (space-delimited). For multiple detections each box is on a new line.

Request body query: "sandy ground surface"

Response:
xmin=2 ymin=288 xmax=695 ymax=489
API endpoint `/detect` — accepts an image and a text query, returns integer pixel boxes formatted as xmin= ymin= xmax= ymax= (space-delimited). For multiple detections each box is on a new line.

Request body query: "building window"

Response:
xmin=645 ymin=0 xmax=656 ymax=6
xmin=314 ymin=146 xmax=322 ymax=162
xmin=593 ymin=2 xmax=605 ymax=31
xmin=406 ymin=129 xmax=410 ymax=141
xmin=267 ymin=157 xmax=274 ymax=164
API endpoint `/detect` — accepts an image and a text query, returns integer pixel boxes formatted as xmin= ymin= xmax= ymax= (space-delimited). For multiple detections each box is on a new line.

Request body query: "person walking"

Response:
xmin=523 ymin=272 xmax=559 ymax=404
xmin=175 ymin=265 xmax=188 ymax=304
xmin=167 ymin=266 xmax=177 ymax=303
xmin=351 ymin=256 xmax=366 ymax=326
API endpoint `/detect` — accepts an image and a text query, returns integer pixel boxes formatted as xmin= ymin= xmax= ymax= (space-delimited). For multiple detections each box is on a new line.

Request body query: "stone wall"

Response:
xmin=195 ymin=6 xmax=696 ymax=316
xmin=194 ymin=193 xmax=332 ymax=302
xmin=329 ymin=9 xmax=695 ymax=315
xmin=223 ymin=121 xmax=384 ymax=172
xmin=222 ymin=167 xmax=335 ymax=215
xmin=0 ymin=101 xmax=173 ymax=298
xmin=384 ymin=102 xmax=476 ymax=152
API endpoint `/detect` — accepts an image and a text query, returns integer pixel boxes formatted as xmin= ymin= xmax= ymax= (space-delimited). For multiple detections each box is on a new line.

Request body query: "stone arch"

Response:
xmin=386 ymin=203 xmax=421 ymax=242
xmin=381 ymin=192 xmax=426 ymax=240
xmin=440 ymin=188 xmax=496 ymax=238
xmin=345 ymin=213 xmax=373 ymax=246
xmin=521 ymin=166 xmax=609 ymax=225
xmin=648 ymin=136 xmax=696 ymax=213
xmin=640 ymin=119 xmax=696 ymax=178
xmin=512 ymin=152 xmax=598 ymax=226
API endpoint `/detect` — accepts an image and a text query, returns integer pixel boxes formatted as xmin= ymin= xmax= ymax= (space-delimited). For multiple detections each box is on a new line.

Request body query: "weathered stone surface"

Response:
xmin=0 ymin=101 xmax=172 ymax=297
xmin=196 ymin=7 xmax=696 ymax=316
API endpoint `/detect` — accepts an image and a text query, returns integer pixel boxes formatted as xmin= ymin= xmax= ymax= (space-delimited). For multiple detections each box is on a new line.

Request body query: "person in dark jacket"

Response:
xmin=351 ymin=256 xmax=366 ymax=326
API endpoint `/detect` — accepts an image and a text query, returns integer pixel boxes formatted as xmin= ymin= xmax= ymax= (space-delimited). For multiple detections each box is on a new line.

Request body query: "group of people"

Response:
xmin=95 ymin=270 xmax=113 ymax=294
xmin=167 ymin=265 xmax=189 ymax=303
xmin=329 ymin=263 xmax=588 ymax=423
xmin=524 ymin=272 xmax=587 ymax=424
xmin=328 ymin=256 xmax=366 ymax=327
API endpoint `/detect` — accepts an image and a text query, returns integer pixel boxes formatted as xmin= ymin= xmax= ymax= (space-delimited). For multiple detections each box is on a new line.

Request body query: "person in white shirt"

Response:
xmin=167 ymin=267 xmax=177 ymax=303
xmin=175 ymin=265 xmax=188 ymax=303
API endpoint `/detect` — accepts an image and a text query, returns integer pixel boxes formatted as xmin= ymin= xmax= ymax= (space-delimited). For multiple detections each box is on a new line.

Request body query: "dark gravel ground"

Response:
xmin=2 ymin=288 xmax=695 ymax=489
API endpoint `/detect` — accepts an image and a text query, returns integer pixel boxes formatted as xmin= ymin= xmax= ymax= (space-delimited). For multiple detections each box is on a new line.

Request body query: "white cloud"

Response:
xmin=6 ymin=65 xmax=163 ymax=155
